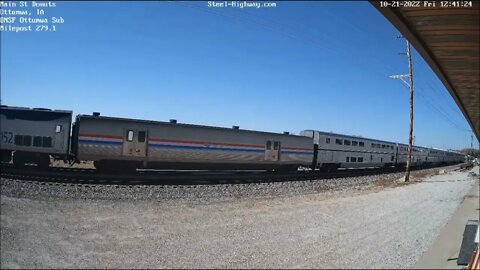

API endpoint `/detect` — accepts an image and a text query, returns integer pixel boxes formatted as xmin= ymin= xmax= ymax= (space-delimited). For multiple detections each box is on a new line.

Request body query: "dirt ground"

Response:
xmin=1 ymin=166 xmax=478 ymax=269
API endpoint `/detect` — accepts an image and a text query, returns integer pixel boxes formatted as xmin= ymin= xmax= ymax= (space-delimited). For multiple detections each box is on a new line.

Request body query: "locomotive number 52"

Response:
xmin=1 ymin=131 xmax=13 ymax=144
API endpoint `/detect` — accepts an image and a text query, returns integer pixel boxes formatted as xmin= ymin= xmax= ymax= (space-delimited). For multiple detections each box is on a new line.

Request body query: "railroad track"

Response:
xmin=0 ymin=162 xmax=457 ymax=186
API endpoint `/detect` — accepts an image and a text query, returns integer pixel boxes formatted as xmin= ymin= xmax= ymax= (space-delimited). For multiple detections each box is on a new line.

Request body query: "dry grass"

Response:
xmin=410 ymin=169 xmax=441 ymax=181
xmin=374 ymin=168 xmax=442 ymax=189
xmin=374 ymin=175 xmax=399 ymax=188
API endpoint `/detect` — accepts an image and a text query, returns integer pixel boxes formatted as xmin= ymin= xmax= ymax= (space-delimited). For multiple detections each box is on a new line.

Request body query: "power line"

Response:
xmin=171 ymin=2 xmax=472 ymax=135
xmin=415 ymin=91 xmax=471 ymax=132
xmin=170 ymin=1 xmax=401 ymax=81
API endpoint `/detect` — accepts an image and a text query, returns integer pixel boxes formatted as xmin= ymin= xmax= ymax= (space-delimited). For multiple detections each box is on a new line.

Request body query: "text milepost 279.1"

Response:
xmin=0 ymin=1 xmax=65 ymax=33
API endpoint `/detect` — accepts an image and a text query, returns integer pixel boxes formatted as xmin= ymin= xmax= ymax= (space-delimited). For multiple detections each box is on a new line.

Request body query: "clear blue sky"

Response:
xmin=1 ymin=1 xmax=476 ymax=150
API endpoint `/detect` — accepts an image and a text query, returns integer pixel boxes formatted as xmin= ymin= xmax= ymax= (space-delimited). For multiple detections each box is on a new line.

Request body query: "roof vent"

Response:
xmin=92 ymin=112 xmax=100 ymax=116
xmin=283 ymin=131 xmax=290 ymax=135
xmin=232 ymin=126 xmax=240 ymax=130
xmin=169 ymin=119 xmax=177 ymax=124
xmin=34 ymin=108 xmax=51 ymax=111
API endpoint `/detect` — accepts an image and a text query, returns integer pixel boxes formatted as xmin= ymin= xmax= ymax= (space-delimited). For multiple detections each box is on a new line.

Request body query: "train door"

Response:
xmin=54 ymin=124 xmax=66 ymax=150
xmin=265 ymin=140 xmax=280 ymax=161
xmin=123 ymin=129 xmax=148 ymax=158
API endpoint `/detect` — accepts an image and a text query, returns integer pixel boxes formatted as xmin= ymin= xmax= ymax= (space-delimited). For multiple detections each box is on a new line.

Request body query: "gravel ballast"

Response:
xmin=1 ymin=165 xmax=478 ymax=269
xmin=0 ymin=166 xmax=458 ymax=202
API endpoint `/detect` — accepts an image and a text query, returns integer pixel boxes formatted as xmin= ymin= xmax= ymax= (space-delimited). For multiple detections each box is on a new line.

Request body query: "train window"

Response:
xmin=33 ymin=136 xmax=42 ymax=147
xmin=381 ymin=158 xmax=383 ymax=162
xmin=325 ymin=138 xmax=330 ymax=144
xmin=381 ymin=145 xmax=385 ymax=148
xmin=371 ymin=143 xmax=376 ymax=148
xmin=346 ymin=157 xmax=349 ymax=162
xmin=55 ymin=125 xmax=62 ymax=133
xmin=351 ymin=157 xmax=357 ymax=162
xmin=352 ymin=141 xmax=358 ymax=146
xmin=335 ymin=139 xmax=342 ymax=145
xmin=127 ymin=130 xmax=134 ymax=142
xmin=358 ymin=157 xmax=363 ymax=162
xmin=273 ymin=141 xmax=279 ymax=150
xmin=359 ymin=142 xmax=364 ymax=147
xmin=23 ymin=135 xmax=32 ymax=146
xmin=370 ymin=155 xmax=373 ymax=161
xmin=138 ymin=131 xmax=146 ymax=143
xmin=266 ymin=140 xmax=272 ymax=150
xmin=344 ymin=140 xmax=351 ymax=146
xmin=14 ymin=135 xmax=22 ymax=146
xmin=42 ymin=137 xmax=52 ymax=147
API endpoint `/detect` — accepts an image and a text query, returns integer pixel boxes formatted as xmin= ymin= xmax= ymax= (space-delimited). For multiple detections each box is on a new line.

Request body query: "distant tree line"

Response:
xmin=461 ymin=148 xmax=480 ymax=158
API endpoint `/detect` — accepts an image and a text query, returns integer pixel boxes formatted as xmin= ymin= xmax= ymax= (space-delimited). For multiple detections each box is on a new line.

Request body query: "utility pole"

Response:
xmin=405 ymin=39 xmax=414 ymax=182
xmin=471 ymin=134 xmax=474 ymax=149
xmin=389 ymin=37 xmax=415 ymax=182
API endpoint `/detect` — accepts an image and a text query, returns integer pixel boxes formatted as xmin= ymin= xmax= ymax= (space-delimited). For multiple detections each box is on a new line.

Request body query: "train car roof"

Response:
xmin=304 ymin=129 xmax=398 ymax=145
xmin=76 ymin=114 xmax=309 ymax=139
xmin=0 ymin=105 xmax=72 ymax=114
xmin=307 ymin=130 xmax=460 ymax=153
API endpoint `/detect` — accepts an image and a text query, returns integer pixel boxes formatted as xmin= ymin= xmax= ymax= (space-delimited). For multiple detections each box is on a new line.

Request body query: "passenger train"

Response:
xmin=0 ymin=105 xmax=465 ymax=172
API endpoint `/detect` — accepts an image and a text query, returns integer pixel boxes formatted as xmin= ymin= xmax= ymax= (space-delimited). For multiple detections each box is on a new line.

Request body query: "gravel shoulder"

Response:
xmin=1 ymin=165 xmax=478 ymax=269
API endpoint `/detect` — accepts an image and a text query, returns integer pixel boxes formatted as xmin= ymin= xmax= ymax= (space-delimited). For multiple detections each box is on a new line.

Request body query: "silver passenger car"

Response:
xmin=396 ymin=144 xmax=429 ymax=166
xmin=300 ymin=130 xmax=397 ymax=170
xmin=0 ymin=105 xmax=72 ymax=167
xmin=72 ymin=114 xmax=314 ymax=171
